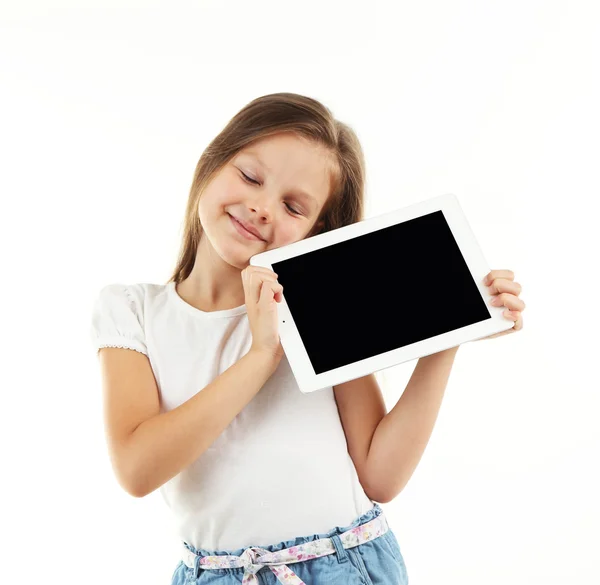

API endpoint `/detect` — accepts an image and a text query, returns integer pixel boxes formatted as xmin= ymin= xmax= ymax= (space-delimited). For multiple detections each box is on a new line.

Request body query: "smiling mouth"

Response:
xmin=229 ymin=214 xmax=264 ymax=242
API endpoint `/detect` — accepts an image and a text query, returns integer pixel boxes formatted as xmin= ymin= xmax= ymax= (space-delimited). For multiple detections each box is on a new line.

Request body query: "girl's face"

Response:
xmin=197 ymin=132 xmax=334 ymax=269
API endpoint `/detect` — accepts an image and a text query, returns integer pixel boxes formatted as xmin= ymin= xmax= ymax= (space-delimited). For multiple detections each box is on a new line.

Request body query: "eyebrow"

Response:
xmin=242 ymin=152 xmax=319 ymax=207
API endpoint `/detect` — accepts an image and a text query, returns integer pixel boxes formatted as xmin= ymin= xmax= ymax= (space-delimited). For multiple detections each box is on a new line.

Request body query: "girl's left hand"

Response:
xmin=477 ymin=269 xmax=526 ymax=340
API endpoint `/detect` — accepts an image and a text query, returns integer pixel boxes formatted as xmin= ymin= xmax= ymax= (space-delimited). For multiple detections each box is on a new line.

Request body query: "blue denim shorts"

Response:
xmin=171 ymin=503 xmax=408 ymax=584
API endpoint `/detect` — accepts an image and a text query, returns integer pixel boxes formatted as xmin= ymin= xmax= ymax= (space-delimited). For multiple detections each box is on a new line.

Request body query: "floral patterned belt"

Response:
xmin=181 ymin=511 xmax=390 ymax=585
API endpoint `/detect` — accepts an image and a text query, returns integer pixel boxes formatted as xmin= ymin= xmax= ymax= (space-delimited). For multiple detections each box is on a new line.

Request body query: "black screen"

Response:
xmin=272 ymin=210 xmax=491 ymax=375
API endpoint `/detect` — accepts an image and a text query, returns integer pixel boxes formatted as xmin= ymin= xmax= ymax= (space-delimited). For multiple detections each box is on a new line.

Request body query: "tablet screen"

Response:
xmin=272 ymin=210 xmax=491 ymax=375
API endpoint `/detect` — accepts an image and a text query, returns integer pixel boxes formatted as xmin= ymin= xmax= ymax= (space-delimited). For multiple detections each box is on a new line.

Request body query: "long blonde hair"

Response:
xmin=167 ymin=92 xmax=366 ymax=284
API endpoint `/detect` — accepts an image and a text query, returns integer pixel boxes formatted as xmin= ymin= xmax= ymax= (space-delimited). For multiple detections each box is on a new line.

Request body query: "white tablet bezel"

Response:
xmin=250 ymin=193 xmax=513 ymax=393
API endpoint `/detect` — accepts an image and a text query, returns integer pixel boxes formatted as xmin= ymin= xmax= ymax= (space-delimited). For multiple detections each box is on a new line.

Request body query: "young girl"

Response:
xmin=91 ymin=92 xmax=525 ymax=584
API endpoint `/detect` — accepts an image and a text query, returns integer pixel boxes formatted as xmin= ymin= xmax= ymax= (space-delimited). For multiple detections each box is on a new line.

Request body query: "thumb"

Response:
xmin=259 ymin=281 xmax=283 ymax=308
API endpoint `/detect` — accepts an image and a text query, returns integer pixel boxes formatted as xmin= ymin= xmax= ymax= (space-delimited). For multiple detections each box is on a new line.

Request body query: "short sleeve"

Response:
xmin=90 ymin=284 xmax=148 ymax=356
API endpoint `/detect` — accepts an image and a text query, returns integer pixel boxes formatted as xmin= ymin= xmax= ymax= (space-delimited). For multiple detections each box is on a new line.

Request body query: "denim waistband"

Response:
xmin=181 ymin=503 xmax=388 ymax=585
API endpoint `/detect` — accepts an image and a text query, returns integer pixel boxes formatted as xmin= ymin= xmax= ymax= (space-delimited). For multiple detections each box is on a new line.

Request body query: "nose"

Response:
xmin=247 ymin=191 xmax=274 ymax=222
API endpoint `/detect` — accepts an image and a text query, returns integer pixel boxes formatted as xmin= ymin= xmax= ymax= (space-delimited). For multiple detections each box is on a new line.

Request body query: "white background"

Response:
xmin=1 ymin=1 xmax=598 ymax=584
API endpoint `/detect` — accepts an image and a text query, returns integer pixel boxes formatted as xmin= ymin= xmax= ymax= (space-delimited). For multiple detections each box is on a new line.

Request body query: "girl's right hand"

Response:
xmin=241 ymin=265 xmax=285 ymax=361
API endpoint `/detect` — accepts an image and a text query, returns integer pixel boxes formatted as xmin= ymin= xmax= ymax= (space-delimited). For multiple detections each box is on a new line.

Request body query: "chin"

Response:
xmin=220 ymin=240 xmax=257 ymax=270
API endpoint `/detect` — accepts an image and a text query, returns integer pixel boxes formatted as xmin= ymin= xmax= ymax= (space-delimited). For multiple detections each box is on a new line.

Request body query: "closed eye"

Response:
xmin=240 ymin=170 xmax=260 ymax=186
xmin=239 ymin=171 xmax=302 ymax=215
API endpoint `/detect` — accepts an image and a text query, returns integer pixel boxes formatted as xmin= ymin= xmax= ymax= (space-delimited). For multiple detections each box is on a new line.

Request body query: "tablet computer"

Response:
xmin=250 ymin=193 xmax=513 ymax=394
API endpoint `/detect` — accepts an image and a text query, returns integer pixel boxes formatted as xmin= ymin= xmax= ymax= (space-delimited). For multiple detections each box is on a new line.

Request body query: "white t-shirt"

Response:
xmin=90 ymin=281 xmax=374 ymax=551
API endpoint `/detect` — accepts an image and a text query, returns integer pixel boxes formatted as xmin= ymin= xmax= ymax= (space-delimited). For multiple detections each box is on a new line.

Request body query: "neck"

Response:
xmin=177 ymin=237 xmax=246 ymax=311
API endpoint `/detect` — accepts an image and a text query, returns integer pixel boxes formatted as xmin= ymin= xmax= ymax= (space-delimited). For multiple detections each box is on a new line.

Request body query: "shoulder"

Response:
xmin=93 ymin=281 xmax=169 ymax=327
xmin=94 ymin=283 xmax=141 ymax=314
xmin=95 ymin=281 xmax=166 ymax=306
xmin=90 ymin=282 xmax=169 ymax=355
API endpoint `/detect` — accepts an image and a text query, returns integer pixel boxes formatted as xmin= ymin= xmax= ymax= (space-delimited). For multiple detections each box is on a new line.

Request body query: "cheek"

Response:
xmin=198 ymin=183 xmax=231 ymax=218
xmin=273 ymin=223 xmax=305 ymax=246
xmin=197 ymin=197 xmax=212 ymax=224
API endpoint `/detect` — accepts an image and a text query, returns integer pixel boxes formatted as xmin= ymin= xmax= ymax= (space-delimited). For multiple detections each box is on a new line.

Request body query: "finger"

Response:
xmin=493 ymin=293 xmax=526 ymax=311
xmin=248 ymin=270 xmax=279 ymax=286
xmin=488 ymin=278 xmax=521 ymax=296
xmin=246 ymin=265 xmax=279 ymax=278
xmin=242 ymin=266 xmax=278 ymax=278
xmin=484 ymin=270 xmax=515 ymax=285
xmin=514 ymin=313 xmax=523 ymax=331
xmin=248 ymin=271 xmax=278 ymax=305
xmin=244 ymin=269 xmax=279 ymax=296
xmin=275 ymin=285 xmax=285 ymax=302
xmin=504 ymin=310 xmax=523 ymax=330
xmin=242 ymin=266 xmax=279 ymax=282
xmin=259 ymin=280 xmax=283 ymax=307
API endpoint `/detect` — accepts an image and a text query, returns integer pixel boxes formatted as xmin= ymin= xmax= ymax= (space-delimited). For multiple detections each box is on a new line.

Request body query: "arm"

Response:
xmin=365 ymin=346 xmax=460 ymax=503
xmin=123 ymin=349 xmax=281 ymax=497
